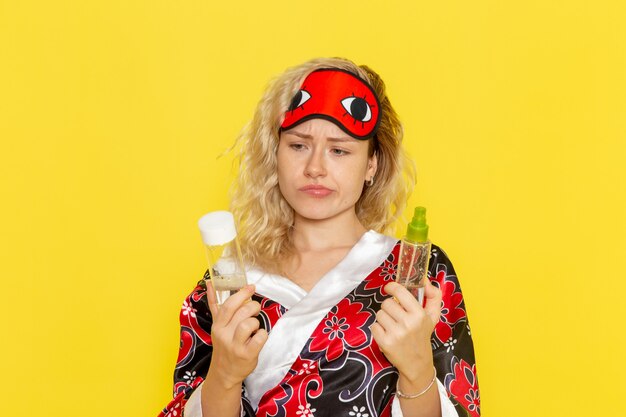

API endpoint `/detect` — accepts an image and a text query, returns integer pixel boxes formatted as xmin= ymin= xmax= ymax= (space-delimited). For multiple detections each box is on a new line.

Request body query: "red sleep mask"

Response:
xmin=280 ymin=68 xmax=381 ymax=140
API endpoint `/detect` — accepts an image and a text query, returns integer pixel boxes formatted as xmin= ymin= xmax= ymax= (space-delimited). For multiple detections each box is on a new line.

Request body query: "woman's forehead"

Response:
xmin=281 ymin=118 xmax=356 ymax=140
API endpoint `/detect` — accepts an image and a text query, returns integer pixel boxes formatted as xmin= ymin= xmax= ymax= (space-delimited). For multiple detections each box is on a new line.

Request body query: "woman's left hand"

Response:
xmin=371 ymin=278 xmax=443 ymax=381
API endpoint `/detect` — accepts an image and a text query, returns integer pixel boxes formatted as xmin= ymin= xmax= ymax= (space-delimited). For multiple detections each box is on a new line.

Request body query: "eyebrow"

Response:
xmin=286 ymin=131 xmax=354 ymax=143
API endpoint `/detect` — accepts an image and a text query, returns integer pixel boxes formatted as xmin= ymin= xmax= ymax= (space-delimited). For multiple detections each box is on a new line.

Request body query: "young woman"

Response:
xmin=159 ymin=58 xmax=480 ymax=417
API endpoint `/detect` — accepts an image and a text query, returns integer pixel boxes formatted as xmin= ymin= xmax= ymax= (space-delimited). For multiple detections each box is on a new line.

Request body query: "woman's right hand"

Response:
xmin=205 ymin=282 xmax=268 ymax=389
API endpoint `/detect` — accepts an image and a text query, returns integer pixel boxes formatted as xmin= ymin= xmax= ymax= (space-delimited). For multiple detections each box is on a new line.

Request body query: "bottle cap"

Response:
xmin=406 ymin=206 xmax=429 ymax=243
xmin=198 ymin=211 xmax=237 ymax=246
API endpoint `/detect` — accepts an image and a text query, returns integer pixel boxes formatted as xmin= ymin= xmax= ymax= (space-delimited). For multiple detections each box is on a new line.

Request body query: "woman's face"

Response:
xmin=277 ymin=118 xmax=377 ymax=224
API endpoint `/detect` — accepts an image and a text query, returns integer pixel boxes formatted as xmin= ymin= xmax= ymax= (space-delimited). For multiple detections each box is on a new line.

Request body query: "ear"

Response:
xmin=366 ymin=151 xmax=378 ymax=179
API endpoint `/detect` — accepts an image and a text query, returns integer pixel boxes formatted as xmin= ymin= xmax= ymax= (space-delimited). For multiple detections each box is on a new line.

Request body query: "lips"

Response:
xmin=299 ymin=185 xmax=333 ymax=197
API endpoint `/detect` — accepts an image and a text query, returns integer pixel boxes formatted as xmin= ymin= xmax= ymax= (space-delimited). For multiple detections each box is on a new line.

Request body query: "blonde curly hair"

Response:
xmin=227 ymin=57 xmax=416 ymax=274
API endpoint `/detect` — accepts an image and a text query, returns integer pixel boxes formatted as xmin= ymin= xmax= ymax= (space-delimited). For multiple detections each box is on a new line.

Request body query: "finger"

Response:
xmin=423 ymin=277 xmax=442 ymax=305
xmin=205 ymin=280 xmax=219 ymax=318
xmin=213 ymin=284 xmax=256 ymax=327
xmin=423 ymin=276 xmax=440 ymax=300
xmin=247 ymin=328 xmax=268 ymax=355
xmin=376 ymin=308 xmax=397 ymax=332
xmin=233 ymin=317 xmax=261 ymax=345
xmin=229 ymin=300 xmax=262 ymax=329
xmin=380 ymin=297 xmax=408 ymax=322
xmin=384 ymin=282 xmax=420 ymax=313
xmin=423 ymin=278 xmax=443 ymax=325
xmin=370 ymin=323 xmax=386 ymax=351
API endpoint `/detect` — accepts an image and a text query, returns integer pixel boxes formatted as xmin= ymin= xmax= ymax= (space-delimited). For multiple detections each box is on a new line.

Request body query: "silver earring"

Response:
xmin=365 ymin=176 xmax=374 ymax=186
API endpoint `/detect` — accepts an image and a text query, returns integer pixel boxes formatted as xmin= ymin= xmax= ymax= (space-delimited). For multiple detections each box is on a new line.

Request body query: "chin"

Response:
xmin=292 ymin=205 xmax=353 ymax=223
xmin=294 ymin=209 xmax=333 ymax=221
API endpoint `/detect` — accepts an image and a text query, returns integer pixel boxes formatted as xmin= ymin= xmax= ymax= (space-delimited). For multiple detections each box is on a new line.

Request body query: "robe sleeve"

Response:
xmin=158 ymin=273 xmax=256 ymax=417
xmin=429 ymin=245 xmax=481 ymax=417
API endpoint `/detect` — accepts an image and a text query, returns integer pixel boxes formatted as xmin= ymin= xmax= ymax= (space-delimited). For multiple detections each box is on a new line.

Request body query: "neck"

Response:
xmin=291 ymin=210 xmax=368 ymax=252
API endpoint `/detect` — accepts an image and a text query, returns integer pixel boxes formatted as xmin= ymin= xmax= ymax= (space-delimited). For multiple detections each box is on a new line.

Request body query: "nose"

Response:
xmin=304 ymin=147 xmax=326 ymax=178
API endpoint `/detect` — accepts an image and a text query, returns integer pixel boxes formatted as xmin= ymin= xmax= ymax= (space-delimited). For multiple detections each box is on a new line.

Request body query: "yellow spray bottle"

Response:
xmin=396 ymin=207 xmax=431 ymax=305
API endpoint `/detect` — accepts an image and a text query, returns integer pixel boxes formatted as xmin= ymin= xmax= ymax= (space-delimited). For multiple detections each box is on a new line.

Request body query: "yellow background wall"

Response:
xmin=1 ymin=1 xmax=624 ymax=415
